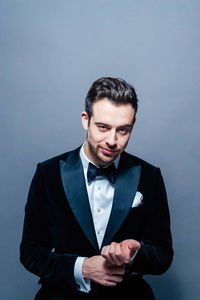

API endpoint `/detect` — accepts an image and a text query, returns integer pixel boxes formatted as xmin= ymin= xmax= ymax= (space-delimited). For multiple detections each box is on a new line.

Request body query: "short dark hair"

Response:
xmin=85 ymin=77 xmax=138 ymax=120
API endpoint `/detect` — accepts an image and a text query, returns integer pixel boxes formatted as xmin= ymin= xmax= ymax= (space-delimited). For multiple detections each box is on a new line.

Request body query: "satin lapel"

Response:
xmin=59 ymin=149 xmax=99 ymax=251
xmin=102 ymin=158 xmax=141 ymax=248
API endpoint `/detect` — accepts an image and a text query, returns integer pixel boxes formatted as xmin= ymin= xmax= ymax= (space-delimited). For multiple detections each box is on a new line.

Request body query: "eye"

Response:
xmin=98 ymin=124 xmax=107 ymax=131
xmin=118 ymin=128 xmax=128 ymax=135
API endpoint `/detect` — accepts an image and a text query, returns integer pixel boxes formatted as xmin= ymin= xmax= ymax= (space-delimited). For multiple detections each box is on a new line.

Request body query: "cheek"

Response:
xmin=118 ymin=135 xmax=131 ymax=149
xmin=89 ymin=128 xmax=105 ymax=144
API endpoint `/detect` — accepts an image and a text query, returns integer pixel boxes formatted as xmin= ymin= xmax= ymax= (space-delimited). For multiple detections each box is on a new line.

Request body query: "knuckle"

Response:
xmin=103 ymin=281 xmax=109 ymax=286
xmin=111 ymin=242 xmax=117 ymax=246
xmin=108 ymin=248 xmax=115 ymax=255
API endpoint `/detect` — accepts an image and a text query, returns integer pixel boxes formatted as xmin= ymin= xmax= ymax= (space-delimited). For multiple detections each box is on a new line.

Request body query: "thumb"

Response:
xmin=128 ymin=241 xmax=140 ymax=252
xmin=128 ymin=243 xmax=135 ymax=252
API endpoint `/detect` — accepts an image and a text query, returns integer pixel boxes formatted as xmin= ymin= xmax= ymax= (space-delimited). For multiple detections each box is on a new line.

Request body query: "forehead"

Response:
xmin=91 ymin=98 xmax=135 ymax=126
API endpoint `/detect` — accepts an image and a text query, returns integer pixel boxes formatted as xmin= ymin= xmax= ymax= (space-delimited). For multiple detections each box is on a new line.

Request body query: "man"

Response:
xmin=20 ymin=77 xmax=173 ymax=300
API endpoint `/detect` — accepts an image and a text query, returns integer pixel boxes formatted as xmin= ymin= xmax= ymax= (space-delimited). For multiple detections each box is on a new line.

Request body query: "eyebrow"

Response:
xmin=95 ymin=122 xmax=133 ymax=128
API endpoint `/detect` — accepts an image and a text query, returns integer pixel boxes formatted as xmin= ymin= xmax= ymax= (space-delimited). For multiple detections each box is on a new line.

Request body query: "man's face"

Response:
xmin=82 ymin=98 xmax=136 ymax=167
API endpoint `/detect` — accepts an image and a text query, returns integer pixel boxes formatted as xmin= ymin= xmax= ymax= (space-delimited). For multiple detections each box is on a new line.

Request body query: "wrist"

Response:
xmin=82 ymin=257 xmax=91 ymax=279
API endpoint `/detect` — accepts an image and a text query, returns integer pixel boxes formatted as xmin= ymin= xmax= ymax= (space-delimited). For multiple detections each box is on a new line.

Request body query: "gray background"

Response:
xmin=0 ymin=0 xmax=199 ymax=299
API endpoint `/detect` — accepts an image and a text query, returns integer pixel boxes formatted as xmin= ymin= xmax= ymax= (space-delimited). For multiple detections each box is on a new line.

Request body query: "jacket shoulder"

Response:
xmin=38 ymin=146 xmax=80 ymax=170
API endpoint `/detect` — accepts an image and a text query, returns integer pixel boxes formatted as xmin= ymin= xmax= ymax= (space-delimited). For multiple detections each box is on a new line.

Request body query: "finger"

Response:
xmin=101 ymin=246 xmax=109 ymax=257
xmin=102 ymin=243 xmax=116 ymax=265
xmin=110 ymin=266 xmax=126 ymax=275
xmin=112 ymin=243 xmax=124 ymax=266
xmin=110 ymin=243 xmax=130 ymax=266
xmin=104 ymin=271 xmax=124 ymax=283
xmin=108 ymin=274 xmax=123 ymax=283
xmin=115 ymin=243 xmax=121 ymax=255
xmin=102 ymin=246 xmax=117 ymax=266
xmin=108 ymin=242 xmax=121 ymax=265
xmin=101 ymin=275 xmax=123 ymax=286
xmin=109 ymin=242 xmax=117 ymax=253
xmin=103 ymin=281 xmax=117 ymax=287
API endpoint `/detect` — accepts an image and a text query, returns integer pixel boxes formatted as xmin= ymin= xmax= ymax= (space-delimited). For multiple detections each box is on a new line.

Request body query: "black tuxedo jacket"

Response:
xmin=20 ymin=147 xmax=173 ymax=299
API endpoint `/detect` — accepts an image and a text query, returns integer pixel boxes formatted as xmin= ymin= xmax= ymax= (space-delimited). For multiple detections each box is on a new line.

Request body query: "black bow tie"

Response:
xmin=87 ymin=162 xmax=117 ymax=184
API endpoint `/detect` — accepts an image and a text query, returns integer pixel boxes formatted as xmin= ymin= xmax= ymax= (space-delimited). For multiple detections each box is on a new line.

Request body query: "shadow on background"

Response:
xmin=145 ymin=268 xmax=182 ymax=300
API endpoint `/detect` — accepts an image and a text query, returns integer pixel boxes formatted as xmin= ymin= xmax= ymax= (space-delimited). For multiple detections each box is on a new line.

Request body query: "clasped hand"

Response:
xmin=82 ymin=239 xmax=140 ymax=287
xmin=101 ymin=239 xmax=141 ymax=266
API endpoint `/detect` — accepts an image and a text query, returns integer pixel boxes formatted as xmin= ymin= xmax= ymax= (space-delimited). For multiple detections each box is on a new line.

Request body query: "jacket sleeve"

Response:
xmin=129 ymin=168 xmax=174 ymax=275
xmin=20 ymin=163 xmax=78 ymax=292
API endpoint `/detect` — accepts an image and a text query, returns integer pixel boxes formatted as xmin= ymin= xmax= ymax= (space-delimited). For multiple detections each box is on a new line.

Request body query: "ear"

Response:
xmin=81 ymin=111 xmax=89 ymax=130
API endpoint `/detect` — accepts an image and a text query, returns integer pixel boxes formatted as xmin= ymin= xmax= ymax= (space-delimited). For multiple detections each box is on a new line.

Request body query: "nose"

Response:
xmin=106 ymin=130 xmax=117 ymax=147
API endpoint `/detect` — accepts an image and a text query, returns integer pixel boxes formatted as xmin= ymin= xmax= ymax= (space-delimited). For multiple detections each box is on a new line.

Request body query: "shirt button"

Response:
xmin=97 ymin=208 xmax=101 ymax=212
xmin=97 ymin=186 xmax=101 ymax=190
xmin=97 ymin=230 xmax=101 ymax=234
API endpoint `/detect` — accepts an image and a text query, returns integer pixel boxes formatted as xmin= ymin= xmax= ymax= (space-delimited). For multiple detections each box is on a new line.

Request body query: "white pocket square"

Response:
xmin=132 ymin=191 xmax=143 ymax=208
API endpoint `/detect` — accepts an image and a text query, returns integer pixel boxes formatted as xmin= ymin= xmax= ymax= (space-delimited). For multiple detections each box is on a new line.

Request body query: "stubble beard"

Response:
xmin=87 ymin=141 xmax=117 ymax=167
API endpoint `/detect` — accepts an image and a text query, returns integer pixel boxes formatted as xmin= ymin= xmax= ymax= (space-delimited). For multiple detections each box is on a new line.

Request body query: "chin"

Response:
xmin=98 ymin=155 xmax=115 ymax=165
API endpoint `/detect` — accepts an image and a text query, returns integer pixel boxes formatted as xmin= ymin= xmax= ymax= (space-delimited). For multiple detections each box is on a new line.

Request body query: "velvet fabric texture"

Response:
xmin=20 ymin=146 xmax=173 ymax=299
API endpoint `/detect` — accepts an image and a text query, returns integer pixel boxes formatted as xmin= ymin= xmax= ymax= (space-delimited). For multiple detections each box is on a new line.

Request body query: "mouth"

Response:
xmin=101 ymin=147 xmax=119 ymax=156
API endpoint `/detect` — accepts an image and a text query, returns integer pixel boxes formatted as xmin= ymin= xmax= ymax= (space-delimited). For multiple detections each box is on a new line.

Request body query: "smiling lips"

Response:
xmin=101 ymin=147 xmax=118 ymax=156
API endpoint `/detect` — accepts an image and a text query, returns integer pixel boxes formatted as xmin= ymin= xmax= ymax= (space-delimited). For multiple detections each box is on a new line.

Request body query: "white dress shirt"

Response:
xmin=74 ymin=144 xmax=120 ymax=292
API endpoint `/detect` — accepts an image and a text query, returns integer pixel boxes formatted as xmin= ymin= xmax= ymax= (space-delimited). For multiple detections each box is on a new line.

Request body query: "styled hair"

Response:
xmin=85 ymin=77 xmax=138 ymax=120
